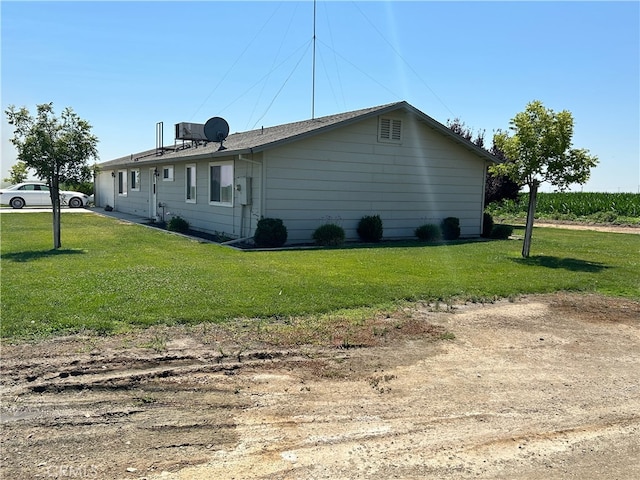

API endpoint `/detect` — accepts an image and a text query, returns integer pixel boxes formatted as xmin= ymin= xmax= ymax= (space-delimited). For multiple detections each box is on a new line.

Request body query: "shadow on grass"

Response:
xmin=513 ymin=255 xmax=610 ymax=273
xmin=321 ymin=239 xmax=486 ymax=251
xmin=238 ymin=238 xmax=493 ymax=251
xmin=2 ymin=249 xmax=86 ymax=262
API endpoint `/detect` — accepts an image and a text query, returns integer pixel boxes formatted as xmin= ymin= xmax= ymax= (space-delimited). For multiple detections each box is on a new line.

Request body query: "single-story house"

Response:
xmin=95 ymin=101 xmax=498 ymax=244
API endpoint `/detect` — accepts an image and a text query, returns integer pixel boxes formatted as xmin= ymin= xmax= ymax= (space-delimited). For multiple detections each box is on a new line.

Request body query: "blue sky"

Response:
xmin=2 ymin=1 xmax=639 ymax=192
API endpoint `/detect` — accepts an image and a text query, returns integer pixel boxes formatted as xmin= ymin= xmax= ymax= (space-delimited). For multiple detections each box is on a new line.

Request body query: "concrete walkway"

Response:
xmin=87 ymin=207 xmax=227 ymax=244
xmin=86 ymin=207 xmax=152 ymax=225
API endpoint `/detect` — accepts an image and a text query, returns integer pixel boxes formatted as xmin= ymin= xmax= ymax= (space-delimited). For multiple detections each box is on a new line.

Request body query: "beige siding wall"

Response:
xmin=98 ymin=156 xmax=263 ymax=240
xmin=95 ymin=171 xmax=114 ymax=208
xmin=264 ymin=112 xmax=486 ymax=243
xmin=95 ymin=169 xmax=148 ymax=215
xmin=153 ymin=157 xmax=262 ymax=239
xmin=97 ymin=111 xmax=487 ymax=245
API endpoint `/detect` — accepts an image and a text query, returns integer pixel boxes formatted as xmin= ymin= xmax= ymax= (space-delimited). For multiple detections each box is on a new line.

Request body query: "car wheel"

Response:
xmin=68 ymin=197 xmax=83 ymax=208
xmin=10 ymin=197 xmax=25 ymax=209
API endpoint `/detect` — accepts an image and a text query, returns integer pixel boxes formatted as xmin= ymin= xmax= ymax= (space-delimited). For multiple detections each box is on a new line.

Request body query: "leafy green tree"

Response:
xmin=447 ymin=117 xmax=485 ymax=148
xmin=491 ymin=100 xmax=598 ymax=257
xmin=3 ymin=160 xmax=29 ymax=185
xmin=5 ymin=103 xmax=99 ymax=249
xmin=61 ymin=180 xmax=94 ymax=197
xmin=484 ymin=140 xmax=520 ymax=205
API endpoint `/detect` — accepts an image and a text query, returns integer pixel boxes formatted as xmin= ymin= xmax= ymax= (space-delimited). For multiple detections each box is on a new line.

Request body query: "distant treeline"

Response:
xmin=487 ymin=192 xmax=640 ymax=220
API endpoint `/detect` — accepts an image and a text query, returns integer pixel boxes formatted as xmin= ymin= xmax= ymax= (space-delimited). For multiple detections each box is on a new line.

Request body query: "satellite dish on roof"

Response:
xmin=204 ymin=117 xmax=230 ymax=150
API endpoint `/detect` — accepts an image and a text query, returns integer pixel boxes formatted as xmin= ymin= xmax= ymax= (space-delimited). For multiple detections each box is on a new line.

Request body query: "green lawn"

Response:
xmin=1 ymin=213 xmax=638 ymax=338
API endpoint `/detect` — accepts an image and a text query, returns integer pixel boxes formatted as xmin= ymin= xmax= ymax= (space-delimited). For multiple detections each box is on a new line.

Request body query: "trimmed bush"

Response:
xmin=415 ymin=223 xmax=441 ymax=242
xmin=167 ymin=215 xmax=190 ymax=233
xmin=482 ymin=212 xmax=494 ymax=238
xmin=357 ymin=215 xmax=383 ymax=243
xmin=254 ymin=217 xmax=288 ymax=248
xmin=312 ymin=223 xmax=345 ymax=246
xmin=441 ymin=217 xmax=460 ymax=240
xmin=490 ymin=224 xmax=514 ymax=239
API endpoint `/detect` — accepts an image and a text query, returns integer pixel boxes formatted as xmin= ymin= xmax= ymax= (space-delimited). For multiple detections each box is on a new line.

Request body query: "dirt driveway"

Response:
xmin=534 ymin=222 xmax=640 ymax=235
xmin=1 ymin=293 xmax=639 ymax=480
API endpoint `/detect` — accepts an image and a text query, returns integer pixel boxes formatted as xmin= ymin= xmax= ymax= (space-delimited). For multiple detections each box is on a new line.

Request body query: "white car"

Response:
xmin=0 ymin=182 xmax=90 ymax=209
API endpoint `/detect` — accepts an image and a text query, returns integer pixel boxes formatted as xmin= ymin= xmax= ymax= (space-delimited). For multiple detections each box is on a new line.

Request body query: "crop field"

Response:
xmin=487 ymin=192 xmax=640 ymax=223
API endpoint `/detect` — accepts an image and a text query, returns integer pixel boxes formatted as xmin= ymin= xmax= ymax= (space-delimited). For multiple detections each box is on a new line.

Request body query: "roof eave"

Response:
xmin=98 ymin=101 xmax=499 ymax=167
xmin=246 ymin=102 xmax=409 ymax=154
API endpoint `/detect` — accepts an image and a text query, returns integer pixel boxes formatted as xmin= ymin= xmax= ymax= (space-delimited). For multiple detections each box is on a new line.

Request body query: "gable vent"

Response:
xmin=378 ymin=117 xmax=402 ymax=142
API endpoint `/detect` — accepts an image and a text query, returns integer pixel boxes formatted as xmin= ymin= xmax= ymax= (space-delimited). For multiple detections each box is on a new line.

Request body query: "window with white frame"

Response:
xmin=209 ymin=161 xmax=233 ymax=205
xmin=118 ymin=170 xmax=127 ymax=196
xmin=186 ymin=164 xmax=196 ymax=203
xmin=378 ymin=117 xmax=402 ymax=143
xmin=130 ymin=169 xmax=140 ymax=191
xmin=162 ymin=165 xmax=174 ymax=181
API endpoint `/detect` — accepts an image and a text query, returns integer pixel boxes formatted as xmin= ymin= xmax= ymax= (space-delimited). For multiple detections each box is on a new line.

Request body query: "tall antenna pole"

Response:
xmin=312 ymin=0 xmax=316 ymax=119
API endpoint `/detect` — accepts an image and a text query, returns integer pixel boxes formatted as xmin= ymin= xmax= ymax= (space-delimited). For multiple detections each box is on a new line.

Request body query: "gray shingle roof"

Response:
xmin=98 ymin=101 xmax=497 ymax=168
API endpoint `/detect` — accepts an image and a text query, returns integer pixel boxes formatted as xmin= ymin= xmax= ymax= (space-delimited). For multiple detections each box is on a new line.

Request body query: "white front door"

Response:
xmin=149 ymin=168 xmax=157 ymax=219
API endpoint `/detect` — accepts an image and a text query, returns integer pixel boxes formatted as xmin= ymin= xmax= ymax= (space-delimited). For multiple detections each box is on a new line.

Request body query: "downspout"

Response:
xmin=232 ymin=156 xmax=236 ymax=236
xmin=237 ymin=153 xmax=252 ymax=238
xmin=239 ymin=148 xmax=265 ymax=229
xmin=221 ymin=236 xmax=253 ymax=247
xmin=112 ymin=170 xmax=117 ymax=210
xmin=238 ymin=152 xmax=261 ymax=165
xmin=480 ymin=161 xmax=488 ymax=236
xmin=154 ymin=166 xmax=160 ymax=221
xmin=260 ymin=149 xmax=266 ymax=220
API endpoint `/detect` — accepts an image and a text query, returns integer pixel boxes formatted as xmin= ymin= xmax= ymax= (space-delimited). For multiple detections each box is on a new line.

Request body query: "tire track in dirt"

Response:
xmin=2 ymin=293 xmax=639 ymax=479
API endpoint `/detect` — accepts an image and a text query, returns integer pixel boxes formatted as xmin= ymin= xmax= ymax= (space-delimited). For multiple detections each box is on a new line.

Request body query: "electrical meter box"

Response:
xmin=235 ymin=177 xmax=251 ymax=205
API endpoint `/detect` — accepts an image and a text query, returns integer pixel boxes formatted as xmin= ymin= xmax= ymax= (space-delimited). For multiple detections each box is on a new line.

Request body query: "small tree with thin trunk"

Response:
xmin=491 ymin=100 xmax=598 ymax=257
xmin=6 ymin=103 xmax=99 ymax=249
